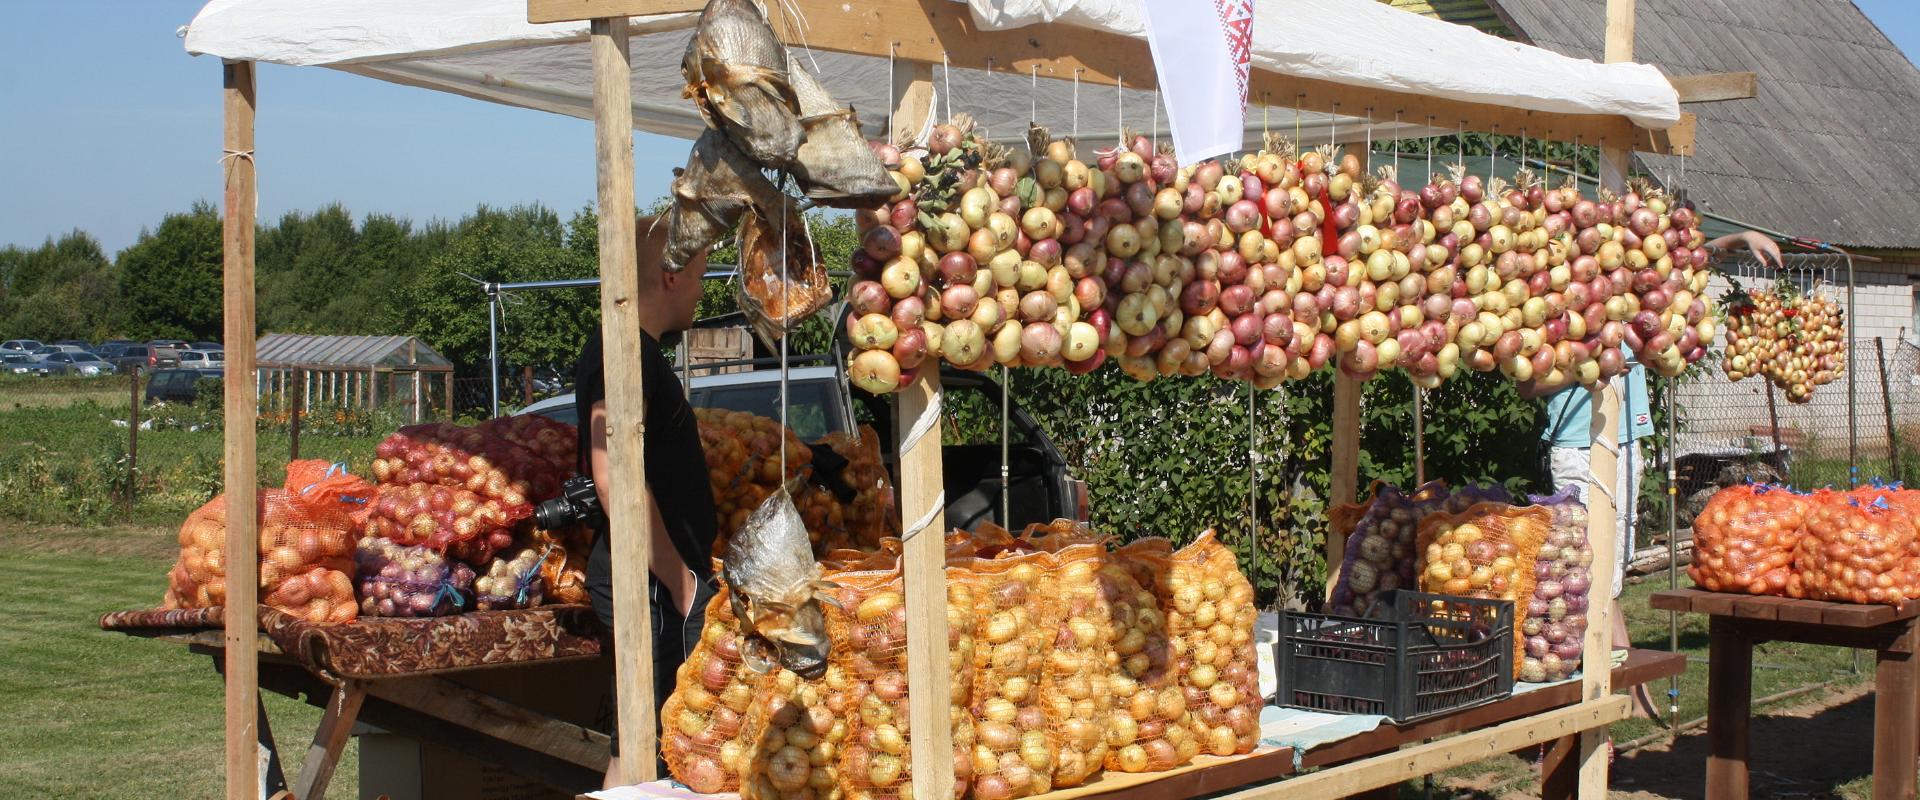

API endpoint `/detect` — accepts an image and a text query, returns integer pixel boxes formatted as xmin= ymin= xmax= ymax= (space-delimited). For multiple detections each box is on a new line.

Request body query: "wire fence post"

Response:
xmin=290 ymin=367 xmax=305 ymax=461
xmin=1878 ymin=337 xmax=1900 ymax=480
xmin=127 ymin=368 xmax=140 ymax=519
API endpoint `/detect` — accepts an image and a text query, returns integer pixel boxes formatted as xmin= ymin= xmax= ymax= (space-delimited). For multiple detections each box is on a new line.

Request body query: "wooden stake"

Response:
xmin=589 ymin=15 xmax=656 ymax=785
xmin=890 ymin=61 xmax=956 ymax=800
xmin=220 ymin=58 xmax=261 ymax=800
xmin=127 ymin=367 xmax=139 ymax=518
xmin=290 ymin=368 xmax=304 ymax=461
xmin=1878 ymin=337 xmax=1900 ymax=479
xmin=1326 ymin=373 xmax=1362 ymax=574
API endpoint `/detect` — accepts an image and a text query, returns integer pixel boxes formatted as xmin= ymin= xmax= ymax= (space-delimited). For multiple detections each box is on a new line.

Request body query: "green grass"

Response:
xmin=0 ymin=374 xmax=135 ymax=410
xmin=0 ymin=521 xmax=354 ymax=799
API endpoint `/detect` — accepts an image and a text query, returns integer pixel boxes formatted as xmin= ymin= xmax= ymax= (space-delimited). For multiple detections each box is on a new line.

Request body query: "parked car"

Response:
xmin=0 ymin=339 xmax=44 ymax=354
xmin=31 ymin=352 xmax=115 ymax=377
xmin=113 ymin=344 xmax=178 ymax=372
xmin=144 ymin=368 xmax=221 ymax=405
xmin=27 ymin=344 xmax=87 ymax=360
xmin=52 ymin=339 xmax=94 ymax=351
xmin=178 ymin=349 xmax=226 ymax=368
xmin=2 ymin=352 xmax=34 ymax=375
xmin=518 ymin=360 xmax=1088 ymax=530
xmin=191 ymin=341 xmax=223 ymax=351
xmin=96 ymin=343 xmax=129 ymax=361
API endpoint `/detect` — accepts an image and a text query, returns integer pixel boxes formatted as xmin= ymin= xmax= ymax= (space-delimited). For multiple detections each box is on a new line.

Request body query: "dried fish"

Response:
xmin=682 ymin=0 xmax=803 ymax=167
xmin=785 ymin=61 xmax=895 ymax=206
xmin=723 ymin=480 xmax=840 ymax=679
xmin=737 ymin=201 xmax=832 ymax=342
xmin=663 ymin=129 xmax=785 ymax=272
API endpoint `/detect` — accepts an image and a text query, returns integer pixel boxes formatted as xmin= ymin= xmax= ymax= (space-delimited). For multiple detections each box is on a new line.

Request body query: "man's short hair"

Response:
xmin=635 ymin=214 xmax=668 ymax=277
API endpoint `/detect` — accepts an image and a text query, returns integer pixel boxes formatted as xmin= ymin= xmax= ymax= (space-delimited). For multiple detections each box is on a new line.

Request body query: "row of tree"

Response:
xmin=0 ymin=201 xmax=856 ymax=377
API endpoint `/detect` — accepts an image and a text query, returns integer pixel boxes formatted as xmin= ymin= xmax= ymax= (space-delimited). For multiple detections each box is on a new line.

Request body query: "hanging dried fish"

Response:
xmin=723 ymin=478 xmax=840 ymax=679
xmin=664 ymin=129 xmax=786 ymax=272
xmin=737 ymin=201 xmax=832 ymax=343
xmin=785 ymin=61 xmax=895 ymax=206
xmin=681 ymin=0 xmax=803 ymax=168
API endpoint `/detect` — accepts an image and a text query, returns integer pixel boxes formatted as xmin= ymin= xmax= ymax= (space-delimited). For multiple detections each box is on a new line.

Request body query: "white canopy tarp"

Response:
xmin=182 ymin=0 xmax=1681 ymax=148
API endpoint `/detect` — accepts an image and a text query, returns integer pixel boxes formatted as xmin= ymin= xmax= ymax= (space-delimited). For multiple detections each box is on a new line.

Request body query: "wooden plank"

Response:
xmin=1706 ymin=615 xmax=1752 ymax=799
xmin=290 ymin=684 xmax=366 ymax=800
xmin=220 ymin=58 xmax=262 ymax=800
xmin=1669 ymin=72 xmax=1757 ymax=103
xmin=749 ymin=0 xmax=1676 ymax=153
xmin=891 ymin=61 xmax=955 ymax=800
xmin=1873 ymin=623 xmax=1919 ymax=800
xmin=1648 ymin=588 xmax=1709 ymax=613
xmin=589 ymin=15 xmax=656 ymax=786
xmin=1824 ymin=602 xmax=1897 ymax=628
xmin=1777 ymin=598 xmax=1831 ymax=625
xmin=1084 ymin=749 xmax=1297 ymax=800
xmin=1638 ymin=111 xmax=1697 ymax=156
xmin=1691 ymin=592 xmax=1739 ymax=617
xmin=363 ymin=676 xmax=611 ymax=771
xmin=1729 ymin=595 xmax=1789 ymax=621
xmin=1604 ymin=0 xmax=1635 ymax=64
xmin=1213 ymin=698 xmax=1629 ymax=800
xmin=527 ymin=0 xmax=701 ymax=23
xmin=1578 ymin=379 xmax=1621 ymax=797
xmin=1538 ymin=734 xmax=1579 ymax=800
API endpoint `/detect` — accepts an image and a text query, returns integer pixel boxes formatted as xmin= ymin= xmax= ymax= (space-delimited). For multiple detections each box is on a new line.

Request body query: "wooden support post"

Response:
xmin=1874 ymin=624 xmax=1919 ymax=800
xmin=127 ymin=367 xmax=139 ymax=518
xmin=290 ymin=368 xmax=304 ymax=461
xmin=444 ymin=372 xmax=454 ymax=420
xmin=1705 ymin=615 xmax=1751 ymax=798
xmin=291 ymin=683 xmax=367 ymax=800
xmin=588 ymin=15 xmax=656 ymax=786
xmin=220 ymin=58 xmax=261 ymax=800
xmin=1326 ymin=373 xmax=1362 ymax=580
xmin=1878 ymin=337 xmax=1900 ymax=478
xmin=890 ymin=61 xmax=956 ymax=800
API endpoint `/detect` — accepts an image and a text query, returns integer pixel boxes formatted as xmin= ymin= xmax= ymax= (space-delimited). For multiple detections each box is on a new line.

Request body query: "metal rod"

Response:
xmin=290 ymin=368 xmax=304 ymax=461
xmin=1665 ymin=375 xmax=1680 ymax=727
xmin=127 ymin=368 xmax=139 ymax=518
xmin=1878 ymin=337 xmax=1899 ymax=478
xmin=1413 ymin=386 xmax=1426 ymax=484
xmin=1001 ymin=365 xmax=1011 ymax=526
xmin=1765 ymin=381 xmax=1783 ymax=463
xmin=1248 ymin=381 xmax=1257 ymax=577
xmin=487 ymin=283 xmax=501 ymax=418
xmin=1846 ymin=251 xmax=1858 ymax=488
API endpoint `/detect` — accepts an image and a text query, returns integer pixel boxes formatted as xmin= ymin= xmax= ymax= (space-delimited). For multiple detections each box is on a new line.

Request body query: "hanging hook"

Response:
xmin=1030 ymin=64 xmax=1038 ymax=124
xmin=1072 ymin=67 xmax=1083 ymax=139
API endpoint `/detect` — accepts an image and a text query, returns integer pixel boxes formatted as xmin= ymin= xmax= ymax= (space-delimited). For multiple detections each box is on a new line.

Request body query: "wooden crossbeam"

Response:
xmin=364 ymin=676 xmax=612 ymax=772
xmin=1217 ymin=698 xmax=1630 ymax=799
xmin=528 ymin=0 xmax=700 ymax=23
xmin=1670 ymin=71 xmax=1757 ymax=103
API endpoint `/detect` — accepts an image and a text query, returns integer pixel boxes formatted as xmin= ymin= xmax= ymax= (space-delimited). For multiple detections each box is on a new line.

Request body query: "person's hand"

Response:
xmin=1706 ymin=230 xmax=1784 ymax=270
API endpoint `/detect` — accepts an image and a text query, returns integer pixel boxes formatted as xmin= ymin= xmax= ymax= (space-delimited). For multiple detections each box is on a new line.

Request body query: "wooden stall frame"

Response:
xmin=199 ymin=0 xmax=1686 ymax=795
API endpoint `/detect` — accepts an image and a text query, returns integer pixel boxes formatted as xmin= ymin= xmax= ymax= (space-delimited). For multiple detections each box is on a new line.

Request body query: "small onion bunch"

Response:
xmin=472 ymin=545 xmax=547 ymax=611
xmin=740 ymin=664 xmax=856 ymax=800
xmin=1794 ymin=489 xmax=1919 ymax=604
xmin=662 ymin=591 xmax=759 ymax=794
xmin=354 ymin=536 xmax=475 ymax=618
xmin=1721 ymin=283 xmax=1847 ymax=403
xmin=1162 ymin=531 xmax=1261 ymax=758
xmin=1519 ymin=490 xmax=1594 ymax=682
xmin=1688 ymin=484 xmax=1808 ymax=596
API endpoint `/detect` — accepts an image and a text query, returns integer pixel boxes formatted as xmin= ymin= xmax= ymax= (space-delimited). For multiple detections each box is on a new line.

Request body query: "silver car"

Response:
xmin=32 ymin=351 xmax=116 ymax=377
xmin=177 ymin=349 xmax=226 ymax=368
xmin=2 ymin=352 xmax=34 ymax=375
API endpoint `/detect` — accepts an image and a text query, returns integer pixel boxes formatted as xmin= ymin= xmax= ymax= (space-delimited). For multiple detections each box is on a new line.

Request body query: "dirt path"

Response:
xmin=1431 ymin=683 xmax=1877 ymax=799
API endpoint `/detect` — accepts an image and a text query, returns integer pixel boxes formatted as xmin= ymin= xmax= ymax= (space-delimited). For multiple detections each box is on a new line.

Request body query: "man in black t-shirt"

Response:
xmin=577 ymin=215 xmax=718 ymax=787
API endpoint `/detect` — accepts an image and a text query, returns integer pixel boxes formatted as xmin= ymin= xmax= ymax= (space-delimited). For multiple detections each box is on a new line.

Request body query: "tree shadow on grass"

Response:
xmin=1615 ymin=690 xmax=1875 ymax=798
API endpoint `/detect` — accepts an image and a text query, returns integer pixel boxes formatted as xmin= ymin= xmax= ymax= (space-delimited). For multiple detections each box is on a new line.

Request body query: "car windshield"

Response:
xmin=696 ymin=380 xmax=841 ymax=441
xmin=207 ymin=351 xmax=225 ymax=361
xmin=72 ymin=353 xmax=101 ymax=362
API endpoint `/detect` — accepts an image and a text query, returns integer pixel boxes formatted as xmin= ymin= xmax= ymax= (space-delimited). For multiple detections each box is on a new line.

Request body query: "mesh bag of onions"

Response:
xmin=1417 ymin=502 xmax=1550 ymax=682
xmin=662 ymin=589 xmax=760 ymax=794
xmin=370 ymin=422 xmax=566 ymax=508
xmin=737 ymin=631 xmax=855 ymax=800
xmin=1329 ymin=481 xmax=1461 ymax=617
xmin=1100 ymin=537 xmax=1195 ymax=773
xmin=965 ymin=549 xmax=1063 ymax=799
xmin=816 ymin=425 xmax=901 ymax=552
xmin=829 ymin=563 xmax=978 ymax=800
xmin=1018 ymin=531 xmax=1115 ymax=788
xmin=696 ymin=408 xmax=813 ymax=548
xmin=1518 ymin=488 xmax=1595 ymax=682
xmin=357 ymin=482 xmax=529 ymax=566
xmin=1163 ymin=531 xmax=1261 ymax=757
xmin=1688 ymin=484 xmax=1808 ymax=596
xmin=353 ymin=537 xmax=475 ymax=618
xmin=472 ymin=545 xmax=548 ymax=611
xmin=1795 ymin=489 xmax=1919 ymax=604
xmin=473 ymin=414 xmax=579 ymax=477
xmin=163 ymin=460 xmax=371 ymax=625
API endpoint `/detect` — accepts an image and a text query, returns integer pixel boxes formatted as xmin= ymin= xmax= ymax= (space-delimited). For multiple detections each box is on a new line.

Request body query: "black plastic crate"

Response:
xmin=1274 ymin=591 xmax=1514 ymax=723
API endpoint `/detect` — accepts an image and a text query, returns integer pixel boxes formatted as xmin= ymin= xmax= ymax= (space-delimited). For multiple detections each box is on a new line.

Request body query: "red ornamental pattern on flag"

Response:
xmin=1212 ymin=0 xmax=1254 ymax=110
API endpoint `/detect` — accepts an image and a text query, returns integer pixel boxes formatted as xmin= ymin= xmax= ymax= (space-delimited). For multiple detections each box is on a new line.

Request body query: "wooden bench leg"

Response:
xmin=257 ymin=696 xmax=289 ymax=800
xmin=1539 ymin=733 xmax=1579 ymax=800
xmin=291 ymin=682 xmax=368 ymax=800
xmin=1874 ymin=623 xmax=1919 ymax=800
xmin=1706 ymin=615 xmax=1751 ymax=800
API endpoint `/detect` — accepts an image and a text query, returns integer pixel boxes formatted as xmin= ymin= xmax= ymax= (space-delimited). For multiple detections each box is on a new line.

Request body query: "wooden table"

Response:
xmin=1651 ymin=589 xmax=1920 ymax=800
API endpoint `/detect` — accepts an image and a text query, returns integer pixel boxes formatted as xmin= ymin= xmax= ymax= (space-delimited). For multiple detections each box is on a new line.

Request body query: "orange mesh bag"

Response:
xmin=696 ymin=408 xmax=812 ymax=552
xmin=357 ymin=482 xmax=529 ymax=566
xmin=370 ymin=422 xmax=566 ymax=506
xmin=1796 ymin=489 xmax=1919 ymax=604
xmin=530 ymin=526 xmax=593 ymax=605
xmin=1096 ymin=551 xmax=1189 ymax=774
xmin=793 ymin=482 xmax=848 ymax=550
xmin=1688 ymin=484 xmax=1808 ymax=595
xmin=662 ymin=588 xmax=759 ymax=794
xmin=1416 ymin=502 xmax=1551 ymax=680
xmin=1164 ymin=531 xmax=1261 ymax=758
xmin=738 ymin=616 xmax=855 ymax=800
xmin=819 ymin=425 xmax=901 ymax=550
xmin=965 ymin=550 xmax=1060 ymax=799
xmin=1016 ymin=533 xmax=1112 ymax=787
xmin=1327 ymin=479 xmax=1387 ymax=550
xmin=831 ymin=563 xmax=978 ymax=800
xmin=163 ymin=461 xmax=369 ymax=625
xmin=473 ymin=414 xmax=579 ymax=477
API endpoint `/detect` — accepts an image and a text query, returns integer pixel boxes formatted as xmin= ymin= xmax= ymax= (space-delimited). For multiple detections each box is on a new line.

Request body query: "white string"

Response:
xmin=942 ymin=51 xmax=952 ymax=124
xmin=887 ymin=44 xmax=897 ymax=143
xmin=1072 ymin=69 xmax=1082 ymax=139
xmin=1152 ymin=88 xmax=1160 ymax=149
xmin=902 ymin=491 xmax=947 ymax=540
xmin=1030 ymin=65 xmax=1038 ymax=123
xmin=1116 ymin=76 xmax=1124 ymax=143
xmin=900 ymin=388 xmax=943 ymax=455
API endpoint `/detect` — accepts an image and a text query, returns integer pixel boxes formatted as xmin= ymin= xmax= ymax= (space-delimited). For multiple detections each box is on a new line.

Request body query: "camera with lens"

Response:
xmin=535 ymin=475 xmax=604 ymax=530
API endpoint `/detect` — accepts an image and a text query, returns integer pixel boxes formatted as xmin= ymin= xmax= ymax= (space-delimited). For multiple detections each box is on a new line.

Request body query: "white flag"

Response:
xmin=1138 ymin=0 xmax=1253 ymax=165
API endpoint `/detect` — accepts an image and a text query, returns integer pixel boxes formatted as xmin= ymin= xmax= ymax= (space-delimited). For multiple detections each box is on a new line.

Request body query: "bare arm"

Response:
xmin=589 ymin=400 xmax=697 ymax=617
xmin=1705 ymin=230 xmax=1784 ymax=270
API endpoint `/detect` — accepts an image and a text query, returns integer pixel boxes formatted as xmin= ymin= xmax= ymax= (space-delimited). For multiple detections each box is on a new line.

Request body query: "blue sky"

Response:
xmin=3 ymin=0 xmax=1917 ymax=255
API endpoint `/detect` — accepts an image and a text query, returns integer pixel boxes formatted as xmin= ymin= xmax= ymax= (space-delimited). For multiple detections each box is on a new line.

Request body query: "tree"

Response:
xmin=0 ymin=230 xmax=121 ymax=341
xmin=116 ymin=202 xmax=223 ymax=341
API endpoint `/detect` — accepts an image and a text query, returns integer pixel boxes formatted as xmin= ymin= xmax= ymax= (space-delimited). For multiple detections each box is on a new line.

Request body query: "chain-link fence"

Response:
xmin=1666 ymin=252 xmax=1920 ymax=507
